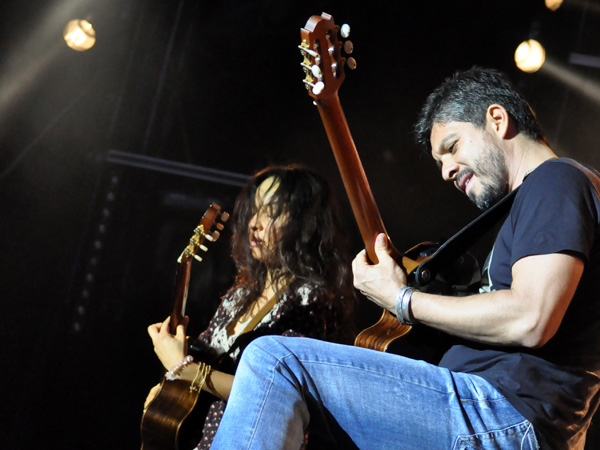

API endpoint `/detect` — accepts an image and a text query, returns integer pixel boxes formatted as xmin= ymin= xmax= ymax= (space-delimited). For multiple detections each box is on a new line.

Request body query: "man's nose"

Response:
xmin=441 ymin=157 xmax=459 ymax=182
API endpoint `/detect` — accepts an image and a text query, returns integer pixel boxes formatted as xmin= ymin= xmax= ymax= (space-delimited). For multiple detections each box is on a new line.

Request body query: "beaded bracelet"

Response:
xmin=395 ymin=286 xmax=417 ymax=326
xmin=165 ymin=355 xmax=194 ymax=381
xmin=189 ymin=362 xmax=212 ymax=393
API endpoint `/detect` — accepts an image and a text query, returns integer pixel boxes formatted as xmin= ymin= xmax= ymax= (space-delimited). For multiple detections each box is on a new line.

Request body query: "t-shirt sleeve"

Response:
xmin=509 ymin=161 xmax=599 ymax=266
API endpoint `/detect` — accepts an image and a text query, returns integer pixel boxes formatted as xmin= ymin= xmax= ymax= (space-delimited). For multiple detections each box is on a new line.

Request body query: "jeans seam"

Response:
xmin=522 ymin=422 xmax=539 ymax=449
xmin=453 ymin=419 xmax=536 ymax=450
xmin=297 ymin=358 xmax=461 ymax=397
xmin=459 ymin=398 xmax=512 ymax=404
xmin=246 ymin=351 xmax=293 ymax=448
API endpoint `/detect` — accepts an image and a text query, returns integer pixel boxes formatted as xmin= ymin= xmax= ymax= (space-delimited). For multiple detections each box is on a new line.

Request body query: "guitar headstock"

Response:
xmin=299 ymin=12 xmax=356 ymax=102
xmin=177 ymin=203 xmax=229 ymax=264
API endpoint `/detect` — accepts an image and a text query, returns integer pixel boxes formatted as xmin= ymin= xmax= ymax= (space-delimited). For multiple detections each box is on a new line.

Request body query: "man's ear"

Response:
xmin=486 ymin=104 xmax=511 ymax=139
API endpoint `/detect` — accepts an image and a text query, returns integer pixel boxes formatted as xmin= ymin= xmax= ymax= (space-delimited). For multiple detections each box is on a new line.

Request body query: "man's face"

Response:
xmin=430 ymin=121 xmax=509 ymax=210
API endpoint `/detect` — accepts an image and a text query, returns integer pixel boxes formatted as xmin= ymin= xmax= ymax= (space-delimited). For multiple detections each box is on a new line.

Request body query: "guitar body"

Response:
xmin=140 ymin=204 xmax=228 ymax=450
xmin=140 ymin=380 xmax=202 ymax=450
xmin=353 ymin=242 xmax=433 ymax=350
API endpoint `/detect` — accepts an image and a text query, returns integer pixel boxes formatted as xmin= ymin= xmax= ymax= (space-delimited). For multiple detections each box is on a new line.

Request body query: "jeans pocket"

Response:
xmin=454 ymin=420 xmax=540 ymax=450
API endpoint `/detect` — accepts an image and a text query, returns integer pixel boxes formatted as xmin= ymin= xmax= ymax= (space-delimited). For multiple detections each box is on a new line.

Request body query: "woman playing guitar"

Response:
xmin=144 ymin=164 xmax=356 ymax=449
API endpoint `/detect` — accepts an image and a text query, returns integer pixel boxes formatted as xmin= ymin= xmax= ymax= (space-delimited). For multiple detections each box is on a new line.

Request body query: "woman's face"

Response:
xmin=248 ymin=176 xmax=288 ymax=262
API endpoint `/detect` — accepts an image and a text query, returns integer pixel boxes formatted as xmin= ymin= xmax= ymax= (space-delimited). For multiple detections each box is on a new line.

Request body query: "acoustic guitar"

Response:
xmin=299 ymin=13 xmax=437 ymax=352
xmin=140 ymin=203 xmax=229 ymax=450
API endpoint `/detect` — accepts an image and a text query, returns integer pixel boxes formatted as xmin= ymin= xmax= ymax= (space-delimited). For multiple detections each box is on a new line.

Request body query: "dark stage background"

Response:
xmin=1 ymin=1 xmax=599 ymax=448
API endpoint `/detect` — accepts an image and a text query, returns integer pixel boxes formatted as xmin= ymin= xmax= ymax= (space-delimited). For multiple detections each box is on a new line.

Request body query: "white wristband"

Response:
xmin=165 ymin=355 xmax=194 ymax=381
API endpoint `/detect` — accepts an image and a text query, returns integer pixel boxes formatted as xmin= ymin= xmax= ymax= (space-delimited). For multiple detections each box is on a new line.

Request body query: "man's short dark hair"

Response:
xmin=414 ymin=67 xmax=546 ymax=153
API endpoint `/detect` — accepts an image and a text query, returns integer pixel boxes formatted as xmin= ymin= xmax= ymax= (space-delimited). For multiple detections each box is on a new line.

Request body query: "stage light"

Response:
xmin=545 ymin=0 xmax=563 ymax=11
xmin=63 ymin=19 xmax=96 ymax=51
xmin=515 ymin=39 xmax=546 ymax=73
xmin=542 ymin=58 xmax=600 ymax=106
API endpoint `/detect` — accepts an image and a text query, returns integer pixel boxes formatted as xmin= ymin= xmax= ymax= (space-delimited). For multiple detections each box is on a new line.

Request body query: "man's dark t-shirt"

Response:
xmin=439 ymin=159 xmax=600 ymax=449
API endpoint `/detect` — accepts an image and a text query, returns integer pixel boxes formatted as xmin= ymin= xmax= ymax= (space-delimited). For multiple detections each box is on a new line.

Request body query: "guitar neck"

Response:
xmin=317 ymin=95 xmax=416 ymax=270
xmin=317 ymin=95 xmax=383 ymax=261
xmin=170 ymin=258 xmax=192 ymax=334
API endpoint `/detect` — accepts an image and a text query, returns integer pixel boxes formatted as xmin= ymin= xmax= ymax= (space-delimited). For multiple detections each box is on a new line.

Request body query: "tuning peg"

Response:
xmin=343 ymin=40 xmax=354 ymax=54
xmin=347 ymin=57 xmax=357 ymax=70
xmin=199 ymin=244 xmax=208 ymax=252
xmin=311 ymin=65 xmax=322 ymax=78
xmin=340 ymin=24 xmax=350 ymax=39
xmin=331 ymin=62 xmax=340 ymax=78
xmin=302 ymin=78 xmax=324 ymax=95
xmin=312 ymin=81 xmax=325 ymax=95
xmin=211 ymin=230 xmax=221 ymax=241
xmin=220 ymin=211 xmax=230 ymax=222
xmin=216 ymin=223 xmax=224 ymax=231
xmin=193 ymin=255 xmax=203 ymax=262
xmin=298 ymin=44 xmax=319 ymax=58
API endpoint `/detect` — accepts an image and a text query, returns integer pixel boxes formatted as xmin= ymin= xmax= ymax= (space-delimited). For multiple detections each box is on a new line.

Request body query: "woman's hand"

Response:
xmin=144 ymin=383 xmax=161 ymax=409
xmin=147 ymin=316 xmax=189 ymax=370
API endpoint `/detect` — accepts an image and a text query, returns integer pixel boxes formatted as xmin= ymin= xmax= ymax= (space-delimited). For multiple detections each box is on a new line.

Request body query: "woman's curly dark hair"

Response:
xmin=229 ymin=164 xmax=355 ymax=340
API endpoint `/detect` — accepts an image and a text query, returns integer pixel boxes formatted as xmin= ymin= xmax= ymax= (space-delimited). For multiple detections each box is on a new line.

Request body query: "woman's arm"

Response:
xmin=147 ymin=315 xmax=235 ymax=401
xmin=177 ymin=364 xmax=234 ymax=401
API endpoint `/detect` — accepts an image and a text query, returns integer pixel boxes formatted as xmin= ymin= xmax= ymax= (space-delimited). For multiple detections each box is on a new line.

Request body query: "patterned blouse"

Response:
xmin=193 ymin=283 xmax=345 ymax=449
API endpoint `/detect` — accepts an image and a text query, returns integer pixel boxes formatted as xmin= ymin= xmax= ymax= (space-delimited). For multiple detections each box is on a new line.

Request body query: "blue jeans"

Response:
xmin=211 ymin=336 xmax=540 ymax=450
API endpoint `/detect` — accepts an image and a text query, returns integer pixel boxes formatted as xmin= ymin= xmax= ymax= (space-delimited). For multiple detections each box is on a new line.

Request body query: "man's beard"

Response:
xmin=468 ymin=140 xmax=509 ymax=211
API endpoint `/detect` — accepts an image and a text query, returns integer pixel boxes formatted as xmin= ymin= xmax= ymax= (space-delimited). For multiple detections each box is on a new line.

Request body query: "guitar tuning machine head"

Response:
xmin=311 ymin=64 xmax=322 ymax=78
xmin=340 ymin=23 xmax=350 ymax=39
xmin=312 ymin=81 xmax=325 ymax=95
xmin=343 ymin=40 xmax=354 ymax=55
xmin=337 ymin=24 xmax=356 ymax=70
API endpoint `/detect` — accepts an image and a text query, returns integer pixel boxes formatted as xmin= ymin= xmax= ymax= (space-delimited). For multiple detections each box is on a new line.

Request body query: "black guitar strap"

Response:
xmin=414 ymin=187 xmax=519 ymax=288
